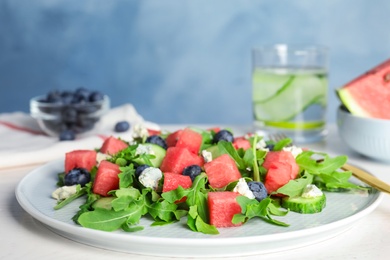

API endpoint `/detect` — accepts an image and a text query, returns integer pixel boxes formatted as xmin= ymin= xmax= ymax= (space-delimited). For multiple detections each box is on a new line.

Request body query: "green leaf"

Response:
xmin=54 ymin=185 xmax=86 ymax=210
xmin=275 ymin=171 xmax=314 ymax=197
xmin=118 ymin=165 xmax=136 ymax=188
xmin=187 ymin=205 xmax=219 ymax=235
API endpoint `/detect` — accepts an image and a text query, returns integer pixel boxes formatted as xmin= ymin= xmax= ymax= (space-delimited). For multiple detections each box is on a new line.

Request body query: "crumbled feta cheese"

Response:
xmin=301 ymin=184 xmax=323 ymax=198
xmin=256 ymin=139 xmax=269 ymax=152
xmin=201 ymin=150 xmax=213 ymax=163
xmin=283 ymin=145 xmax=303 ymax=158
xmin=138 ymin=167 xmax=162 ymax=190
xmin=96 ymin=152 xmax=112 ymax=166
xmin=52 ymin=185 xmax=78 ymax=201
xmin=233 ymin=178 xmax=255 ymax=199
xmin=132 ymin=123 xmax=149 ymax=139
xmin=135 ymin=144 xmax=155 ymax=156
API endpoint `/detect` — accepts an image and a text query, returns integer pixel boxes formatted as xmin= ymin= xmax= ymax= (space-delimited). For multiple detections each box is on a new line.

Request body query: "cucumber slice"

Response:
xmin=92 ymin=197 xmax=115 ymax=210
xmin=133 ymin=143 xmax=166 ymax=167
xmin=253 ymin=72 xmax=327 ymax=122
xmin=281 ymin=194 xmax=326 ymax=214
xmin=253 ymin=69 xmax=293 ymax=102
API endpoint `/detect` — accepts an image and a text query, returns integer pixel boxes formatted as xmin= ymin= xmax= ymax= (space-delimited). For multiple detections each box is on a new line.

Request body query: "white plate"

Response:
xmin=15 ymin=159 xmax=383 ymax=258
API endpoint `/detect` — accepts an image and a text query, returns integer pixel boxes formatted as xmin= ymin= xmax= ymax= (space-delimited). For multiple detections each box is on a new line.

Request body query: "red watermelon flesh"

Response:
xmin=162 ymin=172 xmax=192 ymax=203
xmin=337 ymin=58 xmax=390 ymax=119
xmin=166 ymin=130 xmax=183 ymax=147
xmin=264 ymin=162 xmax=294 ymax=194
xmin=263 ymin=151 xmax=300 ymax=179
xmin=162 ymin=172 xmax=192 ymax=192
xmin=263 ymin=151 xmax=300 ymax=194
xmin=93 ymin=160 xmax=121 ymax=196
xmin=204 ymin=154 xmax=242 ymax=189
xmin=233 ymin=137 xmax=251 ymax=150
xmin=65 ymin=150 xmax=97 ymax=173
xmin=208 ymin=191 xmax=242 ymax=228
xmin=175 ymin=128 xmax=203 ymax=154
xmin=160 ymin=147 xmax=204 ymax=175
xmin=100 ymin=136 xmax=128 ymax=155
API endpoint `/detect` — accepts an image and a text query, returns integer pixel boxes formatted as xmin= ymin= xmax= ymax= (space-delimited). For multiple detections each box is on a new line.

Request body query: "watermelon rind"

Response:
xmin=336 ymin=87 xmax=371 ymax=118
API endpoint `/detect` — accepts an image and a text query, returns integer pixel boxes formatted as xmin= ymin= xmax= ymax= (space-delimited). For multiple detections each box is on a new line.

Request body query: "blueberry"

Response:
xmin=59 ymin=129 xmax=75 ymax=141
xmin=89 ymin=91 xmax=104 ymax=102
xmin=265 ymin=143 xmax=275 ymax=151
xmin=135 ymin=164 xmax=150 ymax=178
xmin=182 ymin=165 xmax=202 ymax=182
xmin=213 ymin=129 xmax=234 ymax=143
xmin=146 ymin=135 xmax=167 ymax=150
xmin=247 ymin=181 xmax=268 ymax=201
xmin=46 ymin=90 xmax=62 ymax=103
xmin=114 ymin=121 xmax=130 ymax=132
xmin=64 ymin=168 xmax=91 ymax=186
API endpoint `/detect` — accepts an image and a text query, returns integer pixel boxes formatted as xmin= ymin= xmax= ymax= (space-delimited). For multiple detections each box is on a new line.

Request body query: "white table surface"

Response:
xmin=1 ymin=124 xmax=390 ymax=260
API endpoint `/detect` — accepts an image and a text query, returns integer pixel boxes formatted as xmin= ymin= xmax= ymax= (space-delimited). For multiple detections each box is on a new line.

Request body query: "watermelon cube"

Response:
xmin=208 ymin=191 xmax=242 ymax=228
xmin=160 ymin=147 xmax=204 ymax=175
xmin=204 ymin=154 xmax=242 ymax=189
xmin=175 ymin=128 xmax=203 ymax=154
xmin=100 ymin=136 xmax=128 ymax=155
xmin=162 ymin=172 xmax=192 ymax=193
xmin=65 ymin=150 xmax=97 ymax=173
xmin=93 ymin=160 xmax=121 ymax=196
xmin=166 ymin=130 xmax=183 ymax=147
xmin=263 ymin=151 xmax=300 ymax=194
xmin=233 ymin=137 xmax=251 ymax=150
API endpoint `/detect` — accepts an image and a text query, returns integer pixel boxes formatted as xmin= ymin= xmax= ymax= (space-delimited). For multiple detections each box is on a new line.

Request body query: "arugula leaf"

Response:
xmin=187 ymin=205 xmax=219 ymax=235
xmin=118 ymin=164 xmax=136 ymax=188
xmin=275 ymin=171 xmax=314 ymax=197
xmin=273 ymin=138 xmax=293 ymax=151
xmin=233 ymin=196 xmax=289 ymax=227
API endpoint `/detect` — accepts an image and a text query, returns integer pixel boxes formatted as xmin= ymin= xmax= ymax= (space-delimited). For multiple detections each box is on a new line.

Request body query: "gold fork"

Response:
xmin=268 ymin=133 xmax=390 ymax=194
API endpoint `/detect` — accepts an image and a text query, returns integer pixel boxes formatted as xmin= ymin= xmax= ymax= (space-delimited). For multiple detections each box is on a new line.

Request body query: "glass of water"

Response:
xmin=252 ymin=44 xmax=329 ymax=143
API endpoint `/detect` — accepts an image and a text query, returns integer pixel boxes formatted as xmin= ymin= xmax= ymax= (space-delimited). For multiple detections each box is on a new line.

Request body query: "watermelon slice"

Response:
xmin=204 ymin=154 xmax=242 ymax=189
xmin=160 ymin=147 xmax=204 ymax=175
xmin=93 ymin=160 xmax=121 ymax=196
xmin=65 ymin=150 xmax=97 ymax=173
xmin=100 ymin=136 xmax=128 ymax=155
xmin=208 ymin=191 xmax=242 ymax=228
xmin=263 ymin=151 xmax=300 ymax=194
xmin=337 ymin=58 xmax=390 ymax=119
xmin=175 ymin=128 xmax=203 ymax=154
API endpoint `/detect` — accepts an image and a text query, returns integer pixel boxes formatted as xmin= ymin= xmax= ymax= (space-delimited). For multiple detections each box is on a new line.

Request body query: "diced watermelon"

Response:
xmin=233 ymin=137 xmax=251 ymax=150
xmin=204 ymin=154 xmax=242 ymax=189
xmin=100 ymin=136 xmax=128 ymax=155
xmin=147 ymin=128 xmax=161 ymax=136
xmin=162 ymin=172 xmax=192 ymax=203
xmin=65 ymin=150 xmax=97 ymax=173
xmin=175 ymin=128 xmax=203 ymax=154
xmin=160 ymin=147 xmax=204 ymax=175
xmin=263 ymin=151 xmax=300 ymax=194
xmin=208 ymin=191 xmax=242 ymax=228
xmin=166 ymin=130 xmax=183 ymax=147
xmin=93 ymin=160 xmax=121 ymax=196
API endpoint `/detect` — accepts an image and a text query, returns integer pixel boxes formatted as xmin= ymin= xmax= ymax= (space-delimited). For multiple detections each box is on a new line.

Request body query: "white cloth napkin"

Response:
xmin=0 ymin=104 xmax=159 ymax=170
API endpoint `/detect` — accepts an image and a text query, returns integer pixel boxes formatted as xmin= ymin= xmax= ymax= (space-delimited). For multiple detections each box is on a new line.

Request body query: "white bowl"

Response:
xmin=337 ymin=105 xmax=390 ymax=162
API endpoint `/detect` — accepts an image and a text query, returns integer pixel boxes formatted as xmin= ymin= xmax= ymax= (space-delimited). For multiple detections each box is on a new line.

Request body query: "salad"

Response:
xmin=52 ymin=125 xmax=366 ymax=235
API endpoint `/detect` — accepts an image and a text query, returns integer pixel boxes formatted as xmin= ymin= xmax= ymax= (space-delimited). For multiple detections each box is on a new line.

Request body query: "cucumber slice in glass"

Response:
xmin=253 ymin=73 xmax=327 ymax=122
xmin=252 ymin=68 xmax=294 ymax=103
xmin=281 ymin=194 xmax=326 ymax=214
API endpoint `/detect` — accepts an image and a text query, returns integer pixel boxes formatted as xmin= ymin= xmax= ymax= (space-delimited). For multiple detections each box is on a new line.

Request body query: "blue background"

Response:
xmin=1 ymin=0 xmax=389 ymax=124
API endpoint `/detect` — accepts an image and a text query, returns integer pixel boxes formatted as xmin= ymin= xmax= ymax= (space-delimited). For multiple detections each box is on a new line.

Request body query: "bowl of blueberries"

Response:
xmin=30 ymin=87 xmax=110 ymax=140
